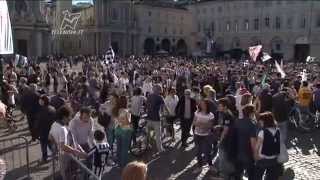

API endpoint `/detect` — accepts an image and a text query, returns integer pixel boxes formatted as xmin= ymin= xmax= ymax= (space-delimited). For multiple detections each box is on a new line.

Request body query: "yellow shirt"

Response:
xmin=298 ymin=87 xmax=312 ymax=107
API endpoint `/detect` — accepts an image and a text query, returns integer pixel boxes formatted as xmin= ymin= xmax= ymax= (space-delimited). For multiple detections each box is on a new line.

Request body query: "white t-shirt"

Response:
xmin=258 ymin=128 xmax=279 ymax=159
xmin=164 ymin=95 xmax=179 ymax=116
xmin=194 ymin=112 xmax=214 ymax=136
xmin=131 ymin=95 xmax=145 ymax=116
xmin=49 ymin=122 xmax=68 ymax=154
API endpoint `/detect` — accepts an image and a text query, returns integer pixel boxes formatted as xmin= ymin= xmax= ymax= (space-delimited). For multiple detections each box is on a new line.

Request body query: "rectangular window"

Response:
xmin=226 ymin=22 xmax=230 ymax=31
xmin=301 ymin=17 xmax=306 ymax=28
xmin=198 ymin=22 xmax=201 ymax=32
xmin=244 ymin=19 xmax=249 ymax=30
xmin=287 ymin=17 xmax=293 ymax=29
xmin=317 ymin=16 xmax=320 ymax=27
xmin=235 ymin=21 xmax=238 ymax=32
xmin=254 ymin=18 xmax=259 ymax=30
xmin=265 ymin=17 xmax=270 ymax=27
xmin=148 ymin=11 xmax=152 ymax=17
xmin=275 ymin=17 xmax=281 ymax=29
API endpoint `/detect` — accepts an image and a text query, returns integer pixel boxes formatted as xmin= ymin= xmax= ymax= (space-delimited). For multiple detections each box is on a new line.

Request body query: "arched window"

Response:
xmin=265 ymin=17 xmax=270 ymax=27
xmin=254 ymin=18 xmax=259 ymax=30
xmin=226 ymin=21 xmax=231 ymax=31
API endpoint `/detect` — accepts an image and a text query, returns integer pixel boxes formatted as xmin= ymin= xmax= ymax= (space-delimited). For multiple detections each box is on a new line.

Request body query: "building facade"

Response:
xmin=187 ymin=0 xmax=320 ymax=61
xmin=8 ymin=0 xmax=51 ymax=57
xmin=134 ymin=2 xmax=196 ymax=55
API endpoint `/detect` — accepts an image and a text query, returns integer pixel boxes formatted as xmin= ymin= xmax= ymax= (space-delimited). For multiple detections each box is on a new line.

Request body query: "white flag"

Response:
xmin=248 ymin=45 xmax=262 ymax=62
xmin=0 ymin=0 xmax=13 ymax=54
xmin=275 ymin=61 xmax=286 ymax=78
xmin=261 ymin=52 xmax=272 ymax=62
xmin=306 ymin=56 xmax=315 ymax=63
xmin=15 ymin=54 xmax=20 ymax=66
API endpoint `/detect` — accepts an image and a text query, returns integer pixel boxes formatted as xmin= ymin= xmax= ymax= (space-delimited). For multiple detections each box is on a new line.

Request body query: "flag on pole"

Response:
xmin=306 ymin=56 xmax=316 ymax=63
xmin=261 ymin=52 xmax=272 ymax=62
xmin=275 ymin=61 xmax=286 ymax=78
xmin=248 ymin=45 xmax=262 ymax=62
xmin=0 ymin=0 xmax=13 ymax=54
xmin=15 ymin=54 xmax=20 ymax=66
xmin=105 ymin=47 xmax=115 ymax=64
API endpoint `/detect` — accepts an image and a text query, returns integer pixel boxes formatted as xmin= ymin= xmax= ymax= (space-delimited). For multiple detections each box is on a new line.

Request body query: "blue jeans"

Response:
xmin=115 ymin=127 xmax=133 ymax=168
xmin=194 ymin=135 xmax=213 ymax=166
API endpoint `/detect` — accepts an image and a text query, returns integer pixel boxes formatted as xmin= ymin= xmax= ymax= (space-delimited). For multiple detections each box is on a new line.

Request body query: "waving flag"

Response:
xmin=248 ymin=45 xmax=262 ymax=62
xmin=306 ymin=56 xmax=316 ymax=63
xmin=275 ymin=61 xmax=286 ymax=78
xmin=105 ymin=47 xmax=115 ymax=64
xmin=0 ymin=0 xmax=13 ymax=54
xmin=261 ymin=52 xmax=272 ymax=62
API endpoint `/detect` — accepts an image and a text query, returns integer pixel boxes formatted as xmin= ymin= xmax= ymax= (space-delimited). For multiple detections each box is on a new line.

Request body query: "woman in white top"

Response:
xmin=255 ymin=112 xmax=281 ymax=180
xmin=164 ymin=88 xmax=179 ymax=141
xmin=193 ymin=99 xmax=215 ymax=172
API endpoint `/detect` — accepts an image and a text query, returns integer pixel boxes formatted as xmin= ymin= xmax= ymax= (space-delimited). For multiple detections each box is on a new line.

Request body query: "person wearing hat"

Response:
xmin=175 ymin=89 xmax=197 ymax=148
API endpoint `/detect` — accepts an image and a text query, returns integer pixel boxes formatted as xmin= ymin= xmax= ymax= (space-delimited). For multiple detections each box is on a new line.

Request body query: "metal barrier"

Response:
xmin=51 ymin=153 xmax=101 ymax=180
xmin=0 ymin=136 xmax=31 ymax=180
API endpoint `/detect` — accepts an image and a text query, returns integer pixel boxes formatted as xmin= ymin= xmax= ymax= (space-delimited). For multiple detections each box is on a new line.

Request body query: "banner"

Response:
xmin=248 ymin=45 xmax=262 ymax=62
xmin=0 ymin=0 xmax=13 ymax=54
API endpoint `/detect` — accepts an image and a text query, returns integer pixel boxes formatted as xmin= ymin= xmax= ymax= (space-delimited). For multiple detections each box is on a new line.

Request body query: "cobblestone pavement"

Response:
xmin=1 ymin=112 xmax=320 ymax=180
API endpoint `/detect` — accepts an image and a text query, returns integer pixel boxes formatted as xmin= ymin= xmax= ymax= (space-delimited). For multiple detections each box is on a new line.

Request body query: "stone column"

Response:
xmin=35 ymin=31 xmax=43 ymax=56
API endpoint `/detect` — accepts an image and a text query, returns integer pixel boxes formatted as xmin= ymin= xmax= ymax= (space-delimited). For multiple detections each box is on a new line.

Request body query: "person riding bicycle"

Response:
xmin=298 ymin=81 xmax=314 ymax=128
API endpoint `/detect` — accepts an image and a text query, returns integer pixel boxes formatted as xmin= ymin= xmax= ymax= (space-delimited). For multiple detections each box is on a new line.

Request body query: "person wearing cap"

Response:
xmin=175 ymin=89 xmax=197 ymax=148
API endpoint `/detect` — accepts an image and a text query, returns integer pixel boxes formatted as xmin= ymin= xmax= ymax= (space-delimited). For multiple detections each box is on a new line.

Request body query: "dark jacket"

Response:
xmin=35 ymin=105 xmax=56 ymax=137
xmin=175 ymin=96 xmax=197 ymax=120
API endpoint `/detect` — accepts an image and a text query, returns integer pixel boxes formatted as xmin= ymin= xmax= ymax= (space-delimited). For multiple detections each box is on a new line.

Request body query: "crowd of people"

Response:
xmin=0 ymin=54 xmax=320 ymax=180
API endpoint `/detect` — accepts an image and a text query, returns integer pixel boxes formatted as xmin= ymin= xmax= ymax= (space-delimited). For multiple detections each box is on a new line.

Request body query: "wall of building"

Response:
xmin=188 ymin=0 xmax=320 ymax=61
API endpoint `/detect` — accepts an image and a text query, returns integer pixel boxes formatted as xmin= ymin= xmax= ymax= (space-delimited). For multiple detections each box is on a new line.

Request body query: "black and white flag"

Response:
xmin=105 ymin=47 xmax=115 ymax=64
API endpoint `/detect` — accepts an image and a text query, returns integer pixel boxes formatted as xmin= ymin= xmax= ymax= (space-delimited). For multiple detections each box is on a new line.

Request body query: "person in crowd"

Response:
xmin=164 ymin=88 xmax=179 ymax=141
xmin=255 ymin=112 xmax=281 ymax=180
xmin=175 ymin=89 xmax=197 ymax=148
xmin=234 ymin=104 xmax=257 ymax=180
xmin=50 ymin=89 xmax=67 ymax=111
xmin=0 ymin=101 xmax=6 ymax=122
xmin=69 ymin=107 xmax=94 ymax=152
xmin=298 ymin=81 xmax=314 ymax=122
xmin=130 ymin=87 xmax=146 ymax=143
xmin=35 ymin=95 xmax=56 ymax=162
xmin=113 ymin=96 xmax=133 ymax=168
xmin=255 ymin=85 xmax=272 ymax=114
xmin=216 ymin=98 xmax=237 ymax=179
xmin=313 ymin=83 xmax=320 ymax=116
xmin=193 ymin=99 xmax=215 ymax=173
xmin=121 ymin=161 xmax=148 ymax=180
xmin=21 ymin=83 xmax=40 ymax=141
xmin=272 ymin=89 xmax=293 ymax=143
xmin=146 ymin=84 xmax=167 ymax=152
xmin=237 ymin=93 xmax=253 ymax=119
xmin=88 ymin=130 xmax=110 ymax=176
xmin=49 ymin=105 xmax=87 ymax=180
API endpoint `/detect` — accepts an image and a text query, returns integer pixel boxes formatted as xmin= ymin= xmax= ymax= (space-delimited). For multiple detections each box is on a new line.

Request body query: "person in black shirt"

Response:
xmin=234 ymin=105 xmax=257 ymax=180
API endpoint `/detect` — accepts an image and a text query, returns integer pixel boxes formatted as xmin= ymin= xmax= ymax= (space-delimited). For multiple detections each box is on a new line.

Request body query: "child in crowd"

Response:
xmin=88 ymin=130 xmax=110 ymax=177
